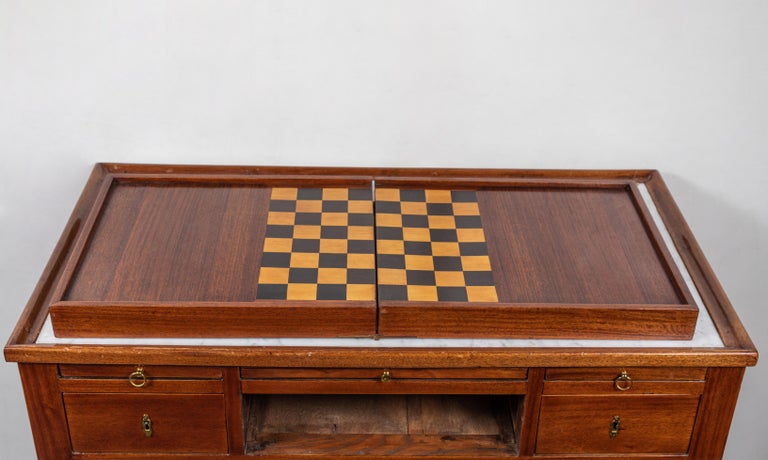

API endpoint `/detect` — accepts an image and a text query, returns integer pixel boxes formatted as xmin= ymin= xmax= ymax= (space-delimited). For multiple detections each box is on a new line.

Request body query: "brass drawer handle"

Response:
xmin=609 ymin=415 xmax=621 ymax=439
xmin=142 ymin=414 xmax=153 ymax=437
xmin=614 ymin=370 xmax=632 ymax=391
xmin=380 ymin=371 xmax=392 ymax=383
xmin=129 ymin=366 xmax=148 ymax=388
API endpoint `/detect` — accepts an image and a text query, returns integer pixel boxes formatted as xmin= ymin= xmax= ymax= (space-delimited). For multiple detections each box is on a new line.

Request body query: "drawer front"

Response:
xmin=546 ymin=367 xmax=706 ymax=381
xmin=536 ymin=395 xmax=700 ymax=455
xmin=64 ymin=393 xmax=228 ymax=453
xmin=242 ymin=367 xmax=527 ymax=380
xmin=59 ymin=364 xmax=223 ymax=379
xmin=545 ymin=367 xmax=706 ymax=395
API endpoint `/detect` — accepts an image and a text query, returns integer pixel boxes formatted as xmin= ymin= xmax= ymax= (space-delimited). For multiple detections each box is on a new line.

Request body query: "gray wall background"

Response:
xmin=1 ymin=1 xmax=765 ymax=458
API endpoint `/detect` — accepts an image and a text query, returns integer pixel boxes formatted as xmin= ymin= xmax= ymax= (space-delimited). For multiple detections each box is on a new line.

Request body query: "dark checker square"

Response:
xmin=349 ymin=188 xmax=372 ymax=200
xmin=379 ymin=285 xmax=408 ymax=301
xmin=451 ymin=190 xmax=477 ymax=202
xmin=292 ymin=239 xmax=321 ymax=253
xmin=426 ymin=203 xmax=454 ymax=216
xmin=459 ymin=242 xmax=490 ymax=256
xmin=319 ymin=253 xmax=347 ymax=268
xmin=260 ymin=252 xmax=291 ymax=268
xmin=378 ymin=254 xmax=406 ymax=269
xmin=404 ymin=241 xmax=432 ymax=255
xmin=433 ymin=256 xmax=463 ymax=271
xmin=430 ymin=229 xmax=458 ymax=242
xmin=348 ymin=269 xmax=376 ymax=284
xmin=348 ymin=240 xmax=375 ymax=254
xmin=455 ymin=215 xmax=483 ymax=228
xmin=437 ymin=286 xmax=469 ymax=302
xmin=321 ymin=226 xmax=348 ymax=239
xmin=317 ymin=284 xmax=347 ymax=300
xmin=295 ymin=212 xmax=322 ymax=225
xmin=322 ymin=200 xmax=348 ymax=212
xmin=348 ymin=213 xmax=374 ymax=226
xmin=377 ymin=227 xmax=404 ymax=240
xmin=464 ymin=271 xmax=495 ymax=286
xmin=297 ymin=188 xmax=323 ymax=200
xmin=400 ymin=189 xmax=426 ymax=202
xmin=265 ymin=224 xmax=294 ymax=238
xmin=407 ymin=270 xmax=437 ymax=286
xmin=256 ymin=284 xmax=288 ymax=300
xmin=376 ymin=201 xmax=401 ymax=214
xmin=269 ymin=200 xmax=297 ymax=212
xmin=288 ymin=268 xmax=319 ymax=284
xmin=402 ymin=214 xmax=429 ymax=228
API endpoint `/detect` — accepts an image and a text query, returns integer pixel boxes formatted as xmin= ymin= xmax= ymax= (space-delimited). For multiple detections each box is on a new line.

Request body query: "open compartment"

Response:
xmin=244 ymin=394 xmax=522 ymax=457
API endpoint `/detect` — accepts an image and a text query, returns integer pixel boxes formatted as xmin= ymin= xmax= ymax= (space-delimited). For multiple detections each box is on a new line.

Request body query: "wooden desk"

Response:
xmin=5 ymin=164 xmax=757 ymax=459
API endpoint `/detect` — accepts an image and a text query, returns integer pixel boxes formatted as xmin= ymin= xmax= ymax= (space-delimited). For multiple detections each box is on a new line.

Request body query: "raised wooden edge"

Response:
xmin=49 ymin=302 xmax=377 ymax=339
xmin=377 ymin=302 xmax=698 ymax=340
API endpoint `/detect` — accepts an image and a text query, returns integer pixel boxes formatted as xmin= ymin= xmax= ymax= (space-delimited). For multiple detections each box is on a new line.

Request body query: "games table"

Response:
xmin=5 ymin=164 xmax=757 ymax=459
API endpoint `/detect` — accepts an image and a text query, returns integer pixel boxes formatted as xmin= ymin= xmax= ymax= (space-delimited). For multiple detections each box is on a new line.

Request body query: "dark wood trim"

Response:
xmin=518 ymin=367 xmax=545 ymax=456
xmin=223 ymin=368 xmax=245 ymax=455
xmin=689 ymin=367 xmax=746 ymax=459
xmin=18 ymin=363 xmax=71 ymax=460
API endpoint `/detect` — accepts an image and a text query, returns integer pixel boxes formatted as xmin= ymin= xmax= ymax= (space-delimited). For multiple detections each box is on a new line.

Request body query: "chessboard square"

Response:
xmin=464 ymin=271 xmax=495 ymax=286
xmin=348 ymin=200 xmax=373 ymax=214
xmin=405 ymin=255 xmax=435 ymax=271
xmin=428 ymin=215 xmax=456 ymax=229
xmin=437 ymin=286 xmax=469 ymax=302
xmin=348 ymin=240 xmax=375 ymax=254
xmin=452 ymin=202 xmax=481 ymax=216
xmin=265 ymin=224 xmax=294 ymax=238
xmin=256 ymin=284 xmax=288 ymax=300
xmin=263 ymin=237 xmax=293 ymax=253
xmin=317 ymin=284 xmax=347 ymax=300
xmin=431 ymin=242 xmax=461 ymax=257
xmin=404 ymin=241 xmax=432 ymax=255
xmin=288 ymin=267 xmax=319 ymax=284
xmin=424 ymin=189 xmax=453 ymax=203
xmin=348 ymin=268 xmax=376 ymax=284
xmin=321 ymin=212 xmax=348 ymax=226
xmin=433 ymin=256 xmax=463 ymax=271
xmin=295 ymin=200 xmax=323 ymax=213
xmin=269 ymin=199 xmax=297 ymax=212
xmin=321 ymin=225 xmax=348 ymax=239
xmin=297 ymin=188 xmax=324 ymax=200
xmin=319 ymin=239 xmax=348 ymax=254
xmin=317 ymin=268 xmax=347 ymax=284
xmin=376 ymin=213 xmax=403 ymax=228
xmin=319 ymin=253 xmax=347 ymax=268
xmin=293 ymin=225 xmax=322 ymax=239
xmin=400 ymin=189 xmax=426 ymax=202
xmin=322 ymin=188 xmax=349 ymax=200
xmin=377 ymin=268 xmax=407 ymax=285
xmin=375 ymin=201 xmax=401 ymax=214
xmin=378 ymin=239 xmax=405 ymax=255
xmin=430 ymin=229 xmax=458 ymax=242
xmin=461 ymin=256 xmax=492 ymax=271
xmin=379 ymin=285 xmax=408 ymax=301
xmin=286 ymin=283 xmax=318 ymax=300
xmin=257 ymin=267 xmax=290 ymax=284
xmin=400 ymin=202 xmax=428 ymax=216
xmin=375 ymin=188 xmax=401 ymax=202
xmin=403 ymin=227 xmax=431 ymax=242
xmin=426 ymin=203 xmax=455 ymax=216
xmin=348 ymin=212 xmax=375 ymax=227
xmin=347 ymin=284 xmax=376 ymax=301
xmin=292 ymin=239 xmax=321 ymax=253
xmin=434 ymin=271 xmax=467 ymax=287
xmin=295 ymin=212 xmax=322 ymax=225
xmin=459 ymin=242 xmax=490 ymax=256
xmin=407 ymin=270 xmax=437 ymax=286
xmin=267 ymin=211 xmax=295 ymax=225
xmin=348 ymin=188 xmax=373 ymax=201
xmin=456 ymin=228 xmax=487 ymax=242
xmin=408 ymin=285 xmax=439 ymax=301
xmin=455 ymin=215 xmax=483 ymax=229
xmin=377 ymin=254 xmax=406 ymax=269
xmin=290 ymin=252 xmax=320 ymax=268
xmin=260 ymin=252 xmax=291 ymax=268
xmin=466 ymin=286 xmax=499 ymax=303
xmin=450 ymin=190 xmax=478 ymax=203
xmin=347 ymin=225 xmax=374 ymax=241
xmin=271 ymin=188 xmax=298 ymax=200
xmin=377 ymin=226 xmax=404 ymax=241
xmin=322 ymin=200 xmax=349 ymax=213
xmin=402 ymin=214 xmax=429 ymax=228
xmin=347 ymin=253 xmax=375 ymax=269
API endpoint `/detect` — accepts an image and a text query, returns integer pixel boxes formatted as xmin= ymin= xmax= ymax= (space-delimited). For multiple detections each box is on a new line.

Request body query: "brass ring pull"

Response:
xmin=614 ymin=370 xmax=632 ymax=391
xmin=380 ymin=371 xmax=392 ymax=383
xmin=128 ymin=366 xmax=147 ymax=388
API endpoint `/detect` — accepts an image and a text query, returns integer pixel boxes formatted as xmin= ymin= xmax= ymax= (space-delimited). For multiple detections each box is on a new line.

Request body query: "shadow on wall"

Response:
xmin=663 ymin=173 xmax=766 ymax=459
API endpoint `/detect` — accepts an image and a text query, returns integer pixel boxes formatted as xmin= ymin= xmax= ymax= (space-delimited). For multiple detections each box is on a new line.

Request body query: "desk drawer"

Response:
xmin=64 ymin=393 xmax=228 ymax=454
xmin=536 ymin=395 xmax=700 ymax=455
xmin=545 ymin=367 xmax=706 ymax=395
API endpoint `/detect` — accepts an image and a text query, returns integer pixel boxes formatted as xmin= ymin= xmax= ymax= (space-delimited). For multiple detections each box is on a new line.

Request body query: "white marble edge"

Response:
xmin=36 ymin=183 xmax=724 ymax=349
